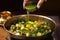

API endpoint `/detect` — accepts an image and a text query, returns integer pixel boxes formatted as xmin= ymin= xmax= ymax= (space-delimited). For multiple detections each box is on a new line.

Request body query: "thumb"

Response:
xmin=23 ymin=0 xmax=28 ymax=9
xmin=37 ymin=0 xmax=45 ymax=9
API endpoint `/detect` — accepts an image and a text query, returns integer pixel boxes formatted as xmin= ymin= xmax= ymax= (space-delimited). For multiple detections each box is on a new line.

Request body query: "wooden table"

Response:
xmin=0 ymin=27 xmax=9 ymax=40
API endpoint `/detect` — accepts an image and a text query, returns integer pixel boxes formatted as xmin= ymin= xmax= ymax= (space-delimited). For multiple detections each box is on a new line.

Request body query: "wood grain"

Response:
xmin=0 ymin=27 xmax=9 ymax=40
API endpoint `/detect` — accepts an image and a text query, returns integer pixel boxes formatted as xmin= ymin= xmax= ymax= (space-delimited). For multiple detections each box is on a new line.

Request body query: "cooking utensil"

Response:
xmin=3 ymin=14 xmax=56 ymax=39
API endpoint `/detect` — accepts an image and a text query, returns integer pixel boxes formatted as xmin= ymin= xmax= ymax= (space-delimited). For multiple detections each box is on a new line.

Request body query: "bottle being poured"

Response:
xmin=23 ymin=0 xmax=45 ymax=20
xmin=25 ymin=0 xmax=38 ymax=20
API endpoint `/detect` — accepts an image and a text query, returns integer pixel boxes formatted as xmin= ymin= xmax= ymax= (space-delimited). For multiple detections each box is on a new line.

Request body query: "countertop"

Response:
xmin=0 ymin=27 xmax=9 ymax=40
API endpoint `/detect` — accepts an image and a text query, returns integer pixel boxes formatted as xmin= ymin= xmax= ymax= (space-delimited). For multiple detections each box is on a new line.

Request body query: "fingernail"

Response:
xmin=37 ymin=5 xmax=40 ymax=9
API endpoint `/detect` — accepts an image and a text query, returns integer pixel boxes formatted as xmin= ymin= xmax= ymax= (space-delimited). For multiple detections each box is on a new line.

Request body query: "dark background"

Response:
xmin=0 ymin=0 xmax=60 ymax=15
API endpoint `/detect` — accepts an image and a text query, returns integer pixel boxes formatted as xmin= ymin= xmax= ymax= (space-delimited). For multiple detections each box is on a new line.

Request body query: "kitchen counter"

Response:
xmin=0 ymin=27 xmax=9 ymax=40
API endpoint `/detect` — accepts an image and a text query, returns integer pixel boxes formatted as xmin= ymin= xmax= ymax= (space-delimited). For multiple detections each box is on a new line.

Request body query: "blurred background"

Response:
xmin=0 ymin=0 xmax=60 ymax=16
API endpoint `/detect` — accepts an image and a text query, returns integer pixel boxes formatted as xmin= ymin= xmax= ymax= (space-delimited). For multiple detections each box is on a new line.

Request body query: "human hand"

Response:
xmin=23 ymin=0 xmax=47 ymax=9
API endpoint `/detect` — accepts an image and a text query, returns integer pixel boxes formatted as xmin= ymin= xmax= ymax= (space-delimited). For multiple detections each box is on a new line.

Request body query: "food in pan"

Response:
xmin=9 ymin=19 xmax=52 ymax=37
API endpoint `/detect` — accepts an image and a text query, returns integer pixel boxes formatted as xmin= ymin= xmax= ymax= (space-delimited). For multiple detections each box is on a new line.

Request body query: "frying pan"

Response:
xmin=3 ymin=14 xmax=56 ymax=39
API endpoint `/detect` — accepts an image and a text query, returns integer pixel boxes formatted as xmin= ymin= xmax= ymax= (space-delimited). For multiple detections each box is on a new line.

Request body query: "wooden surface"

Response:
xmin=0 ymin=27 xmax=9 ymax=40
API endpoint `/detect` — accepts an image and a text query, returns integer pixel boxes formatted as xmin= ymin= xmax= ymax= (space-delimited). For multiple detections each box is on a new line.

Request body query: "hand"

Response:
xmin=23 ymin=0 xmax=47 ymax=9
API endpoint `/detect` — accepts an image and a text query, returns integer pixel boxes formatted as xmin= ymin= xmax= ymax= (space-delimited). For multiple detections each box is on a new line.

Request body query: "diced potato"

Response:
xmin=40 ymin=22 xmax=45 ymax=24
xmin=37 ymin=32 xmax=42 ymax=36
xmin=10 ymin=25 xmax=15 ymax=30
xmin=24 ymin=28 xmax=29 ymax=30
xmin=33 ymin=24 xmax=37 ymax=27
xmin=21 ymin=21 xmax=24 ymax=24
xmin=49 ymin=29 xmax=51 ymax=32
xmin=10 ymin=29 xmax=13 ymax=32
xmin=21 ymin=24 xmax=24 ymax=27
xmin=26 ymin=24 xmax=31 ymax=28
xmin=26 ymin=32 xmax=30 ymax=37
xmin=15 ymin=33 xmax=20 ymax=35
xmin=44 ymin=25 xmax=48 ymax=28
xmin=16 ymin=23 xmax=24 ymax=28
xmin=28 ymin=21 xmax=34 ymax=24
xmin=45 ymin=30 xmax=48 ymax=32
xmin=20 ymin=24 xmax=24 ymax=27
xmin=34 ymin=21 xmax=40 ymax=26
xmin=16 ymin=24 xmax=19 ymax=27
xmin=29 ymin=27 xmax=34 ymax=30
xmin=34 ymin=21 xmax=37 ymax=23
xmin=21 ymin=26 xmax=25 ymax=30
xmin=16 ymin=30 xmax=20 ymax=33
xmin=34 ymin=21 xmax=38 ymax=24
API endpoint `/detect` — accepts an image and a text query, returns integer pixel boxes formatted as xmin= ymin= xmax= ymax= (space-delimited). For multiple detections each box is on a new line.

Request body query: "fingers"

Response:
xmin=37 ymin=0 xmax=45 ymax=9
xmin=23 ymin=0 xmax=28 ymax=9
xmin=23 ymin=0 xmax=47 ymax=9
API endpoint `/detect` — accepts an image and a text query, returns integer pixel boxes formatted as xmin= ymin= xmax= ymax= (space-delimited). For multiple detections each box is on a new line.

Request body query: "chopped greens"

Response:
xmin=9 ymin=20 xmax=52 ymax=37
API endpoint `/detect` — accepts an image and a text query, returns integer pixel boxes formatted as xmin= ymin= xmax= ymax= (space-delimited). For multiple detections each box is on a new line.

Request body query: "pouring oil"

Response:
xmin=25 ymin=4 xmax=37 ymax=20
